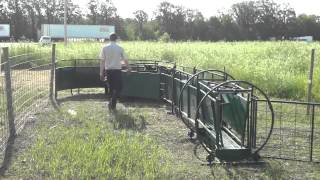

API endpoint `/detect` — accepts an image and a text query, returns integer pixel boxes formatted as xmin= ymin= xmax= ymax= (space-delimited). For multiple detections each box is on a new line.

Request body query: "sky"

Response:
xmin=77 ymin=0 xmax=320 ymax=19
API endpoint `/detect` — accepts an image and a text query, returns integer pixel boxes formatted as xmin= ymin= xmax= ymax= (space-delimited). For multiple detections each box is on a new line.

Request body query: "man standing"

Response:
xmin=100 ymin=33 xmax=129 ymax=110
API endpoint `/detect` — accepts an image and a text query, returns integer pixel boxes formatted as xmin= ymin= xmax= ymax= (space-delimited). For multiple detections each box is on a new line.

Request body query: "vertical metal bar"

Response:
xmin=50 ymin=44 xmax=56 ymax=99
xmin=248 ymin=93 xmax=253 ymax=148
xmin=217 ymin=94 xmax=224 ymax=147
xmin=252 ymin=96 xmax=258 ymax=148
xmin=64 ymin=0 xmax=68 ymax=47
xmin=215 ymin=96 xmax=220 ymax=148
xmin=195 ymin=76 xmax=200 ymax=136
xmin=279 ymin=102 xmax=283 ymax=158
xmin=3 ymin=47 xmax=16 ymax=138
xmin=179 ymin=72 xmax=183 ymax=112
xmin=0 ymin=48 xmax=2 ymax=74
xmin=310 ymin=105 xmax=315 ymax=162
xmin=243 ymin=93 xmax=250 ymax=145
xmin=171 ymin=69 xmax=175 ymax=114
xmin=196 ymin=76 xmax=200 ymax=112
xmin=307 ymin=49 xmax=315 ymax=114
xmin=187 ymin=76 xmax=191 ymax=118
xmin=246 ymin=93 xmax=252 ymax=147
xmin=293 ymin=103 xmax=297 ymax=160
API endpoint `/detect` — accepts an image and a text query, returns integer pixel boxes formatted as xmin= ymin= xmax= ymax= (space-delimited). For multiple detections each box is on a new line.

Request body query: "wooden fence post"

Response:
xmin=50 ymin=44 xmax=56 ymax=99
xmin=0 ymin=48 xmax=2 ymax=74
xmin=307 ymin=49 xmax=315 ymax=114
xmin=3 ymin=47 xmax=16 ymax=138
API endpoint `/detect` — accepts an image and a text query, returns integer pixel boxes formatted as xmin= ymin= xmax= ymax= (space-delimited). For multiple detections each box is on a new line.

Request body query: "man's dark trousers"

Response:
xmin=106 ymin=69 xmax=122 ymax=110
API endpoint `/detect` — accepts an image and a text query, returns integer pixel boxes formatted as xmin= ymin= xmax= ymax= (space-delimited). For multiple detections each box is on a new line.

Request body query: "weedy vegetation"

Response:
xmin=7 ymin=41 xmax=320 ymax=101
xmin=2 ymin=41 xmax=320 ymax=179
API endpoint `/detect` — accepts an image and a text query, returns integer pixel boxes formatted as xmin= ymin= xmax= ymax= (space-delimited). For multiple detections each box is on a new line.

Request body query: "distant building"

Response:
xmin=41 ymin=24 xmax=115 ymax=40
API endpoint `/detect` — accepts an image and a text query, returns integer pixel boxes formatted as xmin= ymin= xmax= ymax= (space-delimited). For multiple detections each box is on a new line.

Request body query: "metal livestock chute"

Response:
xmin=54 ymin=59 xmax=274 ymax=163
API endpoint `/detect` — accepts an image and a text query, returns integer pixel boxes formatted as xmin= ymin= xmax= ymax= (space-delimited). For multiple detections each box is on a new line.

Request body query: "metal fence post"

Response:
xmin=171 ymin=68 xmax=176 ymax=114
xmin=50 ymin=44 xmax=56 ymax=99
xmin=307 ymin=49 xmax=315 ymax=114
xmin=0 ymin=48 xmax=2 ymax=74
xmin=3 ymin=47 xmax=16 ymax=138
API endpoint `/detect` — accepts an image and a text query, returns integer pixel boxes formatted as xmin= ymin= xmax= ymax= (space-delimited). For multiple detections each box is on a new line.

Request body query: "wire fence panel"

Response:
xmin=9 ymin=45 xmax=51 ymax=133
xmin=0 ymin=61 xmax=9 ymax=163
xmin=259 ymin=100 xmax=320 ymax=162
xmin=0 ymin=45 xmax=52 ymax=167
xmin=313 ymin=106 xmax=320 ymax=162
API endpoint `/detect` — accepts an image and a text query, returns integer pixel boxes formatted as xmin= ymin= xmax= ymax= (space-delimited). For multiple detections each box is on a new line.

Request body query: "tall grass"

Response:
xmin=7 ymin=41 xmax=320 ymax=100
xmin=56 ymin=41 xmax=320 ymax=101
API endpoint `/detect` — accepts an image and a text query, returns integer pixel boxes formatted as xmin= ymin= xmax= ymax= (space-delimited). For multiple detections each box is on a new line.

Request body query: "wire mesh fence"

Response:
xmin=0 ymin=57 xmax=9 ymax=156
xmin=0 ymin=44 xmax=52 ymax=167
xmin=259 ymin=100 xmax=320 ymax=162
xmin=9 ymin=45 xmax=51 ymax=132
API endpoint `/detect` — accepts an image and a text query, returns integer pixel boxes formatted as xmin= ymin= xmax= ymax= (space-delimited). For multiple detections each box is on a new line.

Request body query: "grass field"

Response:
xmin=4 ymin=41 xmax=320 ymax=105
xmin=2 ymin=41 xmax=320 ymax=179
xmin=59 ymin=41 xmax=320 ymax=100
xmin=6 ymin=41 xmax=320 ymax=101
xmin=2 ymin=93 xmax=319 ymax=179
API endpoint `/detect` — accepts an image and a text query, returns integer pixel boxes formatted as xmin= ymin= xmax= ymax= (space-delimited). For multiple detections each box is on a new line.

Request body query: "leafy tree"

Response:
xmin=232 ymin=1 xmax=258 ymax=40
xmin=87 ymin=0 xmax=98 ymax=24
xmin=206 ymin=16 xmax=223 ymax=41
xmin=255 ymin=0 xmax=281 ymax=39
xmin=7 ymin=0 xmax=25 ymax=39
xmin=133 ymin=10 xmax=148 ymax=39
xmin=99 ymin=0 xmax=117 ymax=25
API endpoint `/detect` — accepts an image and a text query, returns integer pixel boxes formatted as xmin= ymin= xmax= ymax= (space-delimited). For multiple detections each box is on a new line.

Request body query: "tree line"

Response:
xmin=0 ymin=0 xmax=320 ymax=41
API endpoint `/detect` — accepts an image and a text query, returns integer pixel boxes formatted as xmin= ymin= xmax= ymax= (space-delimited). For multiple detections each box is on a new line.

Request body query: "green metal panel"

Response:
xmin=201 ymin=97 xmax=215 ymax=126
xmin=56 ymin=67 xmax=160 ymax=100
xmin=182 ymin=86 xmax=189 ymax=114
xmin=56 ymin=67 xmax=104 ymax=91
xmin=222 ymin=94 xmax=248 ymax=136
xmin=174 ymin=79 xmax=181 ymax=105
xmin=121 ymin=72 xmax=160 ymax=100
xmin=189 ymin=87 xmax=198 ymax=119
xmin=74 ymin=67 xmax=104 ymax=88
xmin=56 ymin=67 xmax=77 ymax=91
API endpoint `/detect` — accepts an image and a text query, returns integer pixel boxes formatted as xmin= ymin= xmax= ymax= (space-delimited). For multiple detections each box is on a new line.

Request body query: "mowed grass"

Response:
xmin=8 ymin=102 xmax=174 ymax=179
xmin=5 ymin=96 xmax=320 ymax=179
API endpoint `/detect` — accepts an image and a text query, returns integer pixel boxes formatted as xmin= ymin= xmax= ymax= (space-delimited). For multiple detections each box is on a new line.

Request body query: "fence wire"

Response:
xmin=0 ymin=44 xmax=52 ymax=166
xmin=259 ymin=100 xmax=320 ymax=162
xmin=0 ymin=62 xmax=9 ymax=161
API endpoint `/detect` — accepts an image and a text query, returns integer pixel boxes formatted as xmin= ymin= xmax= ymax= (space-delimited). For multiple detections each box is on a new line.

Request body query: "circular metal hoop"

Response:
xmin=194 ymin=80 xmax=274 ymax=156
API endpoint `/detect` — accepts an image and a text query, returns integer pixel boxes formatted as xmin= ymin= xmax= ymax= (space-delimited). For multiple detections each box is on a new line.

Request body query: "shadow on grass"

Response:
xmin=111 ymin=110 xmax=147 ymax=132
xmin=56 ymin=93 xmax=107 ymax=104
xmin=56 ymin=93 xmax=165 ymax=109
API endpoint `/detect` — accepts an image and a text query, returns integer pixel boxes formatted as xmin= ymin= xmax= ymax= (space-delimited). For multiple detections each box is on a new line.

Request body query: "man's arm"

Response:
xmin=121 ymin=50 xmax=131 ymax=71
xmin=99 ymin=49 xmax=106 ymax=81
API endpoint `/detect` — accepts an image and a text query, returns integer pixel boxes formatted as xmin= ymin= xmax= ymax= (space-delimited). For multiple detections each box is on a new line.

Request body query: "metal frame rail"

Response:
xmin=159 ymin=66 xmax=275 ymax=162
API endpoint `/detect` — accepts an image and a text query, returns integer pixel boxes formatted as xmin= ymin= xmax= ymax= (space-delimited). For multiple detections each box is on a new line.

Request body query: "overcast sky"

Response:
xmin=77 ymin=0 xmax=320 ymax=19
